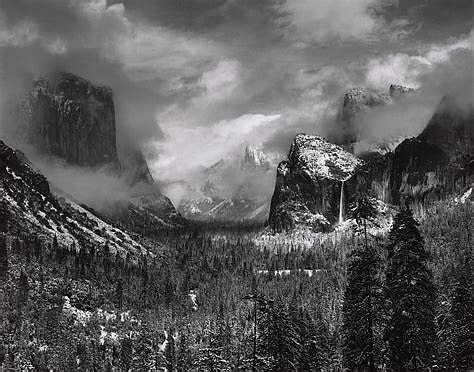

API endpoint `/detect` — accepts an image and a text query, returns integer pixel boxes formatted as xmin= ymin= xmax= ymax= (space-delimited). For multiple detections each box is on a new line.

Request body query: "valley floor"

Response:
xmin=0 ymin=197 xmax=472 ymax=370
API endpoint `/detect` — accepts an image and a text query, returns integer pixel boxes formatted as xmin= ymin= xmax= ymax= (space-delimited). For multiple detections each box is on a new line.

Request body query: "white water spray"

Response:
xmin=338 ymin=181 xmax=345 ymax=224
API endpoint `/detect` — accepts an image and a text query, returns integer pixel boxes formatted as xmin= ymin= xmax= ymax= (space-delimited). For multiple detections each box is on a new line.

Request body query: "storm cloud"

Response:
xmin=0 ymin=0 xmax=471 ymax=191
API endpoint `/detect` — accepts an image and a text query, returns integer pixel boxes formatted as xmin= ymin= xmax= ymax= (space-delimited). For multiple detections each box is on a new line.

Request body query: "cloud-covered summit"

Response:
xmin=0 ymin=0 xmax=471 ymax=188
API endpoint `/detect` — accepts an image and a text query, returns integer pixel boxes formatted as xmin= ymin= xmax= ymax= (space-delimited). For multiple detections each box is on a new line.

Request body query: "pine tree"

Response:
xmin=342 ymin=243 xmax=381 ymax=370
xmin=451 ymin=254 xmax=473 ymax=369
xmin=0 ymin=200 xmax=9 ymax=233
xmin=119 ymin=337 xmax=133 ymax=371
xmin=342 ymin=194 xmax=381 ymax=370
xmin=384 ymin=208 xmax=437 ymax=369
xmin=115 ymin=280 xmax=124 ymax=309
xmin=17 ymin=270 xmax=29 ymax=309
xmin=165 ymin=328 xmax=177 ymax=371
xmin=0 ymin=234 xmax=7 ymax=276
xmin=176 ymin=327 xmax=192 ymax=371
xmin=298 ymin=307 xmax=330 ymax=370
xmin=348 ymin=194 xmax=379 ymax=248
xmin=258 ymin=298 xmax=300 ymax=370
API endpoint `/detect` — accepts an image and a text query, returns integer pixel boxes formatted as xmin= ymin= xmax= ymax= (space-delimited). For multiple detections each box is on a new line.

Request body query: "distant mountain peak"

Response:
xmin=241 ymin=144 xmax=275 ymax=171
xmin=178 ymin=144 xmax=281 ymax=222
xmin=389 ymin=84 xmax=415 ymax=98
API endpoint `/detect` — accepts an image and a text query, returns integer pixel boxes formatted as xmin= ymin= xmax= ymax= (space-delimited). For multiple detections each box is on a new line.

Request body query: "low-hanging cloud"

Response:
xmin=0 ymin=0 xmax=472 ymax=211
xmin=353 ymin=43 xmax=473 ymax=152
xmin=151 ymin=113 xmax=281 ymax=183
xmin=366 ymin=31 xmax=472 ymax=89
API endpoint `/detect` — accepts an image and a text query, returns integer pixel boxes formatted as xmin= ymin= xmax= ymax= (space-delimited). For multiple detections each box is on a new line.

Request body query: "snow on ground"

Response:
xmin=66 ymin=200 xmax=150 ymax=258
xmin=255 ymin=198 xmax=394 ymax=249
xmin=2 ymin=165 xmax=153 ymax=258
xmin=188 ymin=290 xmax=198 ymax=311
xmin=63 ymin=296 xmax=92 ymax=326
xmin=256 ymin=269 xmax=322 ymax=277
xmin=254 ymin=226 xmax=351 ymax=249
xmin=99 ymin=326 xmax=119 ymax=345
xmin=455 ymin=187 xmax=472 ymax=204
xmin=159 ymin=331 xmax=169 ymax=352
xmin=1 ymin=183 xmax=78 ymax=247
xmin=63 ymin=296 xmax=136 ymax=327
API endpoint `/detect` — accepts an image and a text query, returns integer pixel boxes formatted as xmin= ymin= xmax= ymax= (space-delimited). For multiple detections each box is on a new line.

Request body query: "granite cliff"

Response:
xmin=17 ymin=72 xmax=184 ymax=230
xmin=268 ymin=135 xmax=362 ymax=232
xmin=269 ymin=92 xmax=472 ymax=232
xmin=20 ymin=72 xmax=119 ymax=168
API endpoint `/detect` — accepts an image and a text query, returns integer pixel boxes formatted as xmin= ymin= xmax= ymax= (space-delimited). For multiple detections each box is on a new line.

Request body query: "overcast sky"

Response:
xmin=0 ymin=0 xmax=472 ymax=182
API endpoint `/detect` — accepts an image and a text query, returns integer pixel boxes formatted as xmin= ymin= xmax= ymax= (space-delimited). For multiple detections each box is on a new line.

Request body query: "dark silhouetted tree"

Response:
xmin=0 ymin=200 xmax=9 ymax=233
xmin=18 ymin=270 xmax=29 ymax=309
xmin=384 ymin=208 xmax=436 ymax=369
xmin=342 ymin=194 xmax=381 ymax=370
xmin=0 ymin=234 xmax=7 ymax=276
xmin=451 ymin=254 xmax=473 ymax=369
xmin=342 ymin=243 xmax=381 ymax=370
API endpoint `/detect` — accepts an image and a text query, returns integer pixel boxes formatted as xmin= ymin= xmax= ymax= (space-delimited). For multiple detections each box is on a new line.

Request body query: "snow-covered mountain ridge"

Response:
xmin=0 ymin=139 xmax=160 ymax=261
xmin=177 ymin=145 xmax=281 ymax=222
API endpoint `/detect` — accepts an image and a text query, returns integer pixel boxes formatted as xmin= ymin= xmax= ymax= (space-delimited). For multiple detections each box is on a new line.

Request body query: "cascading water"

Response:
xmin=338 ymin=180 xmax=345 ymax=224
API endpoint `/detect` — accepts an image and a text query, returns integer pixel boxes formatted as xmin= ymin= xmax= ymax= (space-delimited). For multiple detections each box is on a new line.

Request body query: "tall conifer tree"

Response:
xmin=451 ymin=254 xmax=473 ymax=369
xmin=384 ymin=208 xmax=436 ymax=369
xmin=342 ymin=195 xmax=381 ymax=370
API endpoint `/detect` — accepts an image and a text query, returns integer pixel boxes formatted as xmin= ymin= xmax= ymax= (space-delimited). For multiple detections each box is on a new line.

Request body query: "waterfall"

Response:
xmin=338 ymin=181 xmax=345 ymax=224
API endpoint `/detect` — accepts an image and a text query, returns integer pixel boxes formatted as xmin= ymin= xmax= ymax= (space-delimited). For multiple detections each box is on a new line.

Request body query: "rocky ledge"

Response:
xmin=268 ymin=135 xmax=362 ymax=232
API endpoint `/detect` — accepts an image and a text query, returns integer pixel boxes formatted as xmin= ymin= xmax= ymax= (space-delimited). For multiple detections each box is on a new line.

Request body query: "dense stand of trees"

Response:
xmin=0 ymin=198 xmax=472 ymax=370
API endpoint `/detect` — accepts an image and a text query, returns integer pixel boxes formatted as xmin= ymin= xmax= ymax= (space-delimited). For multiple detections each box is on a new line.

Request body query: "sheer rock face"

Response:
xmin=388 ymin=96 xmax=473 ymax=205
xmin=329 ymin=85 xmax=414 ymax=152
xmin=329 ymin=87 xmax=391 ymax=147
xmin=241 ymin=145 xmax=274 ymax=172
xmin=19 ymin=72 xmax=185 ymax=229
xmin=268 ymin=94 xmax=473 ymax=232
xmin=121 ymin=150 xmax=155 ymax=187
xmin=21 ymin=72 xmax=120 ymax=168
xmin=417 ymin=96 xmax=473 ymax=156
xmin=268 ymin=135 xmax=362 ymax=232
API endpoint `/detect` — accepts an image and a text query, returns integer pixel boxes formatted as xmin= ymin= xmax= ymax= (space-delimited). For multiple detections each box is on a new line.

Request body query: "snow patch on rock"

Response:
xmin=291 ymin=134 xmax=362 ymax=181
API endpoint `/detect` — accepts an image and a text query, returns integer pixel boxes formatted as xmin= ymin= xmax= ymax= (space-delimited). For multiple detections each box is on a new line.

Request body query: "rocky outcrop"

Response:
xmin=20 ymin=72 xmax=120 ymax=168
xmin=241 ymin=145 xmax=274 ymax=172
xmin=121 ymin=150 xmax=155 ymax=186
xmin=269 ymin=93 xmax=473 ymax=233
xmin=18 ymin=72 xmax=185 ymax=230
xmin=268 ymin=134 xmax=362 ymax=232
xmin=328 ymin=85 xmax=414 ymax=152
xmin=389 ymin=84 xmax=414 ymax=98
xmin=0 ymin=140 xmax=50 ymax=196
xmin=328 ymin=87 xmax=391 ymax=147
xmin=387 ymin=95 xmax=473 ymax=206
